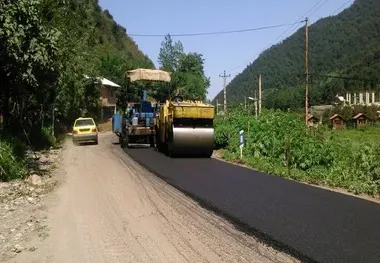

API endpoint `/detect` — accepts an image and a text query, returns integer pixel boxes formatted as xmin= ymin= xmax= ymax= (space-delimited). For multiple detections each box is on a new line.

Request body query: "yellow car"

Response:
xmin=72 ymin=117 xmax=98 ymax=145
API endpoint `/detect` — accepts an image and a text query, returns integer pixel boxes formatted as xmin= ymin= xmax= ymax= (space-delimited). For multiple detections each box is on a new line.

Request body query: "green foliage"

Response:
xmin=0 ymin=139 xmax=28 ymax=182
xmin=156 ymin=34 xmax=210 ymax=101
xmin=0 ymin=0 xmax=153 ymax=137
xmin=212 ymin=0 xmax=380 ymax=109
xmin=215 ymin=108 xmax=380 ymax=196
xmin=0 ymin=0 xmax=155 ymax=180
xmin=322 ymin=104 xmax=379 ymax=124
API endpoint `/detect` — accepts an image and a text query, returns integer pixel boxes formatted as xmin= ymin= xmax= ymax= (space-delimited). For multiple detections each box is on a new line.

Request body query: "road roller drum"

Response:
xmin=155 ymin=98 xmax=215 ymax=158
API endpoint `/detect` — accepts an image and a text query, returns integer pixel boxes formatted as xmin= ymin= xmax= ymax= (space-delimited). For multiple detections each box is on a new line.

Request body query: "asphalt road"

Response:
xmin=123 ymin=143 xmax=380 ymax=263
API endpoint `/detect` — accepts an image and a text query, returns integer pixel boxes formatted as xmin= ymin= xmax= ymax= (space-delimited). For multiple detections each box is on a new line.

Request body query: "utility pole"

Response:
xmin=254 ymin=90 xmax=258 ymax=120
xmin=258 ymin=73 xmax=262 ymax=116
xmin=219 ymin=70 xmax=231 ymax=113
xmin=216 ymin=99 xmax=219 ymax=115
xmin=305 ymin=17 xmax=309 ymax=125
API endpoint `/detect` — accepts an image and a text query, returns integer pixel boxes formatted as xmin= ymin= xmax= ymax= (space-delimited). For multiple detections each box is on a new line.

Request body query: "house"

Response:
xmin=307 ymin=115 xmax=319 ymax=127
xmin=310 ymin=105 xmax=334 ymax=117
xmin=352 ymin=113 xmax=369 ymax=128
xmin=330 ymin=114 xmax=344 ymax=129
xmin=84 ymin=75 xmax=121 ymax=122
xmin=99 ymin=78 xmax=121 ymax=121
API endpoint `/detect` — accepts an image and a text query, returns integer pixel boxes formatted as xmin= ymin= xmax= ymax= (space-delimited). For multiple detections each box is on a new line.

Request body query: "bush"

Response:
xmin=0 ymin=139 xmax=28 ymax=182
xmin=214 ymin=107 xmax=380 ymax=196
xmin=29 ymin=126 xmax=57 ymax=150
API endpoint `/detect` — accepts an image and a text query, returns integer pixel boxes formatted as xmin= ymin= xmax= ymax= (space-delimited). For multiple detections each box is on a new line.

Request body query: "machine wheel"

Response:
xmin=149 ymin=134 xmax=155 ymax=147
xmin=120 ymin=133 xmax=129 ymax=148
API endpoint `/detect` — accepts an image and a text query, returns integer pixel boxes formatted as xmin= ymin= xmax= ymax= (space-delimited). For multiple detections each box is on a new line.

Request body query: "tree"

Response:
xmin=158 ymin=34 xmax=184 ymax=72
xmin=0 ymin=0 xmax=61 ymax=132
xmin=156 ymin=35 xmax=210 ymax=101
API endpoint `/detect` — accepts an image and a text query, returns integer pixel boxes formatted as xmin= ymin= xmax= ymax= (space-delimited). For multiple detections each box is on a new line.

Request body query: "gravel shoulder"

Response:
xmin=4 ymin=132 xmax=299 ymax=263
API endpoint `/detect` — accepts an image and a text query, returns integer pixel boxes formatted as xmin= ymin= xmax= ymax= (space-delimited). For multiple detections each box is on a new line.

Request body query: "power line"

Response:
xmin=331 ymin=0 xmax=354 ymax=15
xmin=226 ymin=0 xmax=345 ymax=74
xmin=310 ymin=74 xmax=380 ymax=83
xmin=128 ymin=22 xmax=303 ymax=37
xmin=225 ymin=0 xmax=328 ymax=74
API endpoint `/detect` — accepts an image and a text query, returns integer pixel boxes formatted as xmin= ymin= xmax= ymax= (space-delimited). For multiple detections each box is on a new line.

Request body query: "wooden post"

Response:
xmin=305 ymin=17 xmax=309 ymax=125
xmin=258 ymin=74 xmax=262 ymax=116
xmin=254 ymin=90 xmax=258 ymax=120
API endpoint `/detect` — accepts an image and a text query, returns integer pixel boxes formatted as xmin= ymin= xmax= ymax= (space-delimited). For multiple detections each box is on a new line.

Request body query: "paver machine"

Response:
xmin=113 ymin=68 xmax=171 ymax=148
xmin=155 ymin=95 xmax=216 ymax=158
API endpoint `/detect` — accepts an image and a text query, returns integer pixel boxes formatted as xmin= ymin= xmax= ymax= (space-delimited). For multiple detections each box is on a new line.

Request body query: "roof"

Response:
xmin=83 ymin=75 xmax=121 ymax=88
xmin=310 ymin=105 xmax=333 ymax=110
xmin=307 ymin=115 xmax=318 ymax=120
xmin=99 ymin=77 xmax=120 ymax=88
xmin=353 ymin=113 xmax=367 ymax=119
xmin=330 ymin=114 xmax=342 ymax=120
xmin=126 ymin=68 xmax=171 ymax=83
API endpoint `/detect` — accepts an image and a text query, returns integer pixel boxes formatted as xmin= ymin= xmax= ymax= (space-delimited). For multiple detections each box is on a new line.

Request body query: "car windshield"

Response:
xmin=75 ymin=119 xmax=95 ymax=127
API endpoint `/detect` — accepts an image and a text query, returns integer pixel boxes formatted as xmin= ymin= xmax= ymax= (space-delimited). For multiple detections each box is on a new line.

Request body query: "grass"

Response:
xmin=331 ymin=127 xmax=380 ymax=148
xmin=214 ymin=108 xmax=380 ymax=197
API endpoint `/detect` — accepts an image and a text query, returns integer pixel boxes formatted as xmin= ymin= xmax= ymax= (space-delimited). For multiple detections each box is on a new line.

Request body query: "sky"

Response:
xmin=98 ymin=0 xmax=355 ymax=100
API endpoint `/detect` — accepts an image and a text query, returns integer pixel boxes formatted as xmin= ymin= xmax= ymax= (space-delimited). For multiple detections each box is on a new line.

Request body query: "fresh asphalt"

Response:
xmin=123 ymin=145 xmax=380 ymax=263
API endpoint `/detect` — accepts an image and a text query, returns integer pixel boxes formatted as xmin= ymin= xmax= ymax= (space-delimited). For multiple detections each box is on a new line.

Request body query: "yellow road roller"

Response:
xmin=155 ymin=96 xmax=215 ymax=158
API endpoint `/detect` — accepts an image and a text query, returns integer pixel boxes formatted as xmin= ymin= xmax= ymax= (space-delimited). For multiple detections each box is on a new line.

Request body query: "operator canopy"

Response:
xmin=126 ymin=68 xmax=172 ymax=83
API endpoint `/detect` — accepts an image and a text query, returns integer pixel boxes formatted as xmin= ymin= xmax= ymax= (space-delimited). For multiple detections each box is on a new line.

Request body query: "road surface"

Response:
xmin=124 ymin=135 xmax=380 ymax=263
xmin=12 ymin=132 xmax=298 ymax=263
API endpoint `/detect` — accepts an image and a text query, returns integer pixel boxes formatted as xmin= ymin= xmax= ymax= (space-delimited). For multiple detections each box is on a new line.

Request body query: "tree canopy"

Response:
xmin=154 ymin=34 xmax=210 ymax=101
xmin=0 ymin=0 xmax=153 ymax=147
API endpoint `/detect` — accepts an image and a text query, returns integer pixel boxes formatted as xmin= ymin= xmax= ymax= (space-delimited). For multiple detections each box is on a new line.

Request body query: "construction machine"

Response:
xmin=113 ymin=68 xmax=216 ymax=157
xmin=113 ymin=68 xmax=171 ymax=148
xmin=155 ymin=97 xmax=215 ymax=158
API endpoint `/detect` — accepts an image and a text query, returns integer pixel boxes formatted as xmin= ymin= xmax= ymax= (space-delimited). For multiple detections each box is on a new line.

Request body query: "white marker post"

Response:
xmin=239 ymin=130 xmax=244 ymax=159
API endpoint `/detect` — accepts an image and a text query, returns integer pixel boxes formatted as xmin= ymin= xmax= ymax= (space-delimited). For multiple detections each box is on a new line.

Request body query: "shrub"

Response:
xmin=0 ymin=139 xmax=28 ymax=182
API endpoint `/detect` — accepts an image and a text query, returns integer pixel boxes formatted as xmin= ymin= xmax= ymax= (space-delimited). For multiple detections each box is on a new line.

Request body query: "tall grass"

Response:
xmin=214 ymin=107 xmax=380 ymax=196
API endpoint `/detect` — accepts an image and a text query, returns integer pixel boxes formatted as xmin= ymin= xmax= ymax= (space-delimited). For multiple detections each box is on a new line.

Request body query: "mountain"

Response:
xmin=212 ymin=0 xmax=380 ymax=110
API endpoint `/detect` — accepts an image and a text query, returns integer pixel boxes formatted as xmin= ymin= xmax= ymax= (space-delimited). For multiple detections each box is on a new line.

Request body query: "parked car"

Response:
xmin=72 ymin=117 xmax=98 ymax=145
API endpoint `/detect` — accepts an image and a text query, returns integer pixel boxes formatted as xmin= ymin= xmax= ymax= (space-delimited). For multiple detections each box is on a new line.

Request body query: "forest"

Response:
xmin=212 ymin=0 xmax=380 ymax=110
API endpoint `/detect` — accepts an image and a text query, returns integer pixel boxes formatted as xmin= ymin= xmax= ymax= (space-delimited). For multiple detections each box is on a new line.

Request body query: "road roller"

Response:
xmin=155 ymin=96 xmax=215 ymax=158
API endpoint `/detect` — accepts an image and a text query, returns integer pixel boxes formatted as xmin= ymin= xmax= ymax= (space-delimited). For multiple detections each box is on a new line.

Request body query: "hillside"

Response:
xmin=212 ymin=0 xmax=380 ymax=109
xmin=1 ymin=0 xmax=154 ymax=141
xmin=91 ymin=1 xmax=154 ymax=85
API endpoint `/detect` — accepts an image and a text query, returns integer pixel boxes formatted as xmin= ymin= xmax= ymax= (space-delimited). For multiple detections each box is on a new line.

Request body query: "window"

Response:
xmin=75 ymin=119 xmax=95 ymax=127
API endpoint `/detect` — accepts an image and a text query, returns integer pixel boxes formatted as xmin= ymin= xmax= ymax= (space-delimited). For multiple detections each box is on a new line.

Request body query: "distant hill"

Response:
xmin=212 ymin=0 xmax=380 ymax=110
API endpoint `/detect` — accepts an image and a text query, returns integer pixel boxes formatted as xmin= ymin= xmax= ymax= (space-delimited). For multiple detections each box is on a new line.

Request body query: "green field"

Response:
xmin=214 ymin=108 xmax=380 ymax=197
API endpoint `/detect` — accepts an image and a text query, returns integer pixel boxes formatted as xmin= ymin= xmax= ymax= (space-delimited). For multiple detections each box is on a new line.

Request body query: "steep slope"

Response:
xmin=213 ymin=0 xmax=380 ymax=109
xmin=91 ymin=2 xmax=154 ymax=85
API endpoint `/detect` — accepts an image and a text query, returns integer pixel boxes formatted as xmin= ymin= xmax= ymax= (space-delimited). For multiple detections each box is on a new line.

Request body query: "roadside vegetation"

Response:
xmin=214 ymin=107 xmax=380 ymax=197
xmin=0 ymin=0 xmax=153 ymax=181
xmin=0 ymin=0 xmax=210 ymax=182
